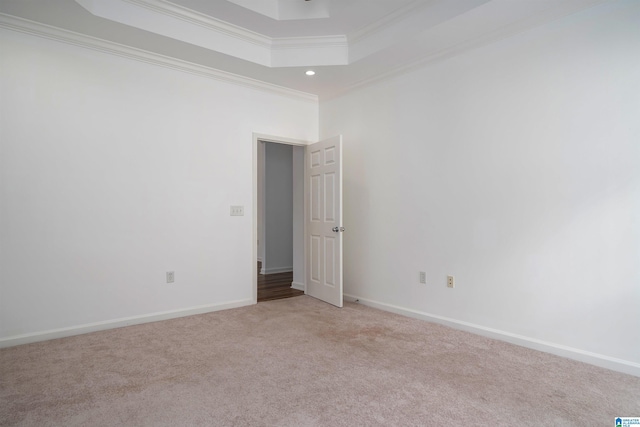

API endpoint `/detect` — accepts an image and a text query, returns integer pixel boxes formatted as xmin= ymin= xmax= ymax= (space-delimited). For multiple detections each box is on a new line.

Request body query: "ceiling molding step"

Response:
xmin=77 ymin=0 xmax=272 ymax=66
xmin=348 ymin=0 xmax=437 ymax=44
xmin=0 ymin=14 xmax=318 ymax=103
xmin=229 ymin=0 xmax=329 ymax=21
xmin=348 ymin=0 xmax=490 ymax=64
xmin=271 ymin=35 xmax=348 ymax=67
xmin=326 ymin=0 xmax=609 ymax=102
xmin=124 ymin=0 xmax=270 ymax=47
xmin=77 ymin=0 xmax=351 ymax=67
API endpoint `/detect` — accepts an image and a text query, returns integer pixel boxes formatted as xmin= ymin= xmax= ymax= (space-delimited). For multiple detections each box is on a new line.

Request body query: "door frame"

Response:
xmin=252 ymin=133 xmax=310 ymax=304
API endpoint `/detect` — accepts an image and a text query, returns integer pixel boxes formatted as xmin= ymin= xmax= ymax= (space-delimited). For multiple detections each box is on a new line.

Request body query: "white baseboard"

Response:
xmin=261 ymin=266 xmax=293 ymax=274
xmin=291 ymin=281 xmax=305 ymax=291
xmin=0 ymin=299 xmax=254 ymax=349
xmin=343 ymin=293 xmax=640 ymax=377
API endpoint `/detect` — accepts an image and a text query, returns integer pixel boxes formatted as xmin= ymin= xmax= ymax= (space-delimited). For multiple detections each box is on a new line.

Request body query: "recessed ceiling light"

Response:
xmin=305 ymin=70 xmax=316 ymax=76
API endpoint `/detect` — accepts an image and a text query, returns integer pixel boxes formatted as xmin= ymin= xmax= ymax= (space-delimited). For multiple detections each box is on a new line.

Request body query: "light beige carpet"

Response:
xmin=1 ymin=296 xmax=638 ymax=426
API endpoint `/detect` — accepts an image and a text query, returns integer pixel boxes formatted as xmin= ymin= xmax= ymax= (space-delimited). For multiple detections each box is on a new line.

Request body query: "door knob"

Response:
xmin=332 ymin=227 xmax=345 ymax=232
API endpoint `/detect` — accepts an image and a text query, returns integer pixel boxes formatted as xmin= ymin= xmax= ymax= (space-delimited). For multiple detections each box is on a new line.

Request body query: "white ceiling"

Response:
xmin=0 ymin=0 xmax=606 ymax=100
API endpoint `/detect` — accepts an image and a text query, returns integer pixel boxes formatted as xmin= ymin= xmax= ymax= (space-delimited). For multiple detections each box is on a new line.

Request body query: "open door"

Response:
xmin=305 ymin=135 xmax=343 ymax=307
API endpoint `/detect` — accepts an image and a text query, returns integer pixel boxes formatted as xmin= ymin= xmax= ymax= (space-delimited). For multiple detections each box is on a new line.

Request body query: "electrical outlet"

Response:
xmin=419 ymin=271 xmax=426 ymax=284
xmin=447 ymin=275 xmax=455 ymax=288
xmin=166 ymin=271 xmax=175 ymax=283
xmin=230 ymin=206 xmax=244 ymax=216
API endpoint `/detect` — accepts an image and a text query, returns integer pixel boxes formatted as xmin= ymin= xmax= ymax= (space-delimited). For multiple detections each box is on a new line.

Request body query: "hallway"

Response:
xmin=257 ymin=262 xmax=304 ymax=302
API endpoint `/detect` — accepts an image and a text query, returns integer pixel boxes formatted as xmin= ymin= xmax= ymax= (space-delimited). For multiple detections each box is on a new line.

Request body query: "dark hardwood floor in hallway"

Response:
xmin=257 ymin=262 xmax=304 ymax=302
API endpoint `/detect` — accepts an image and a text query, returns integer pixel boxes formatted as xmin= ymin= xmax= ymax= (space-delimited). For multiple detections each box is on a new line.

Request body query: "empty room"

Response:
xmin=1 ymin=0 xmax=639 ymax=425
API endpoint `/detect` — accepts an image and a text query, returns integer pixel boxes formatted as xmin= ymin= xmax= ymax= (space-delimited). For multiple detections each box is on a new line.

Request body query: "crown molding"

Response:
xmin=0 ymin=14 xmax=318 ymax=103
xmin=77 ymin=0 xmax=350 ymax=67
xmin=73 ymin=0 xmax=491 ymax=69
xmin=271 ymin=35 xmax=348 ymax=50
xmin=124 ymin=0 xmax=270 ymax=48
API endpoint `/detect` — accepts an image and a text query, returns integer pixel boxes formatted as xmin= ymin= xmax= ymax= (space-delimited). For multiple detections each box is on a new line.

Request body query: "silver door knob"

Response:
xmin=332 ymin=227 xmax=345 ymax=232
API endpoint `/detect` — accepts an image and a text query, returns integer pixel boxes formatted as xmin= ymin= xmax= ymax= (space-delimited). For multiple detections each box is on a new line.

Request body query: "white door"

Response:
xmin=305 ymin=135 xmax=343 ymax=307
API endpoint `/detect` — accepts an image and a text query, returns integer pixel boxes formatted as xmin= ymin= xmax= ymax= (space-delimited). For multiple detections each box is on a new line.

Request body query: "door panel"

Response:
xmin=305 ymin=135 xmax=343 ymax=307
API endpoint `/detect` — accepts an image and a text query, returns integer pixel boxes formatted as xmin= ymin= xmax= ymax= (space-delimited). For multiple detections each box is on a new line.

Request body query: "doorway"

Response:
xmin=255 ymin=136 xmax=305 ymax=302
xmin=252 ymin=133 xmax=344 ymax=307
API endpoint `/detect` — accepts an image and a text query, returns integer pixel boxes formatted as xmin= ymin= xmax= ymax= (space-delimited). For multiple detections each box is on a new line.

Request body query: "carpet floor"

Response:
xmin=1 ymin=296 xmax=638 ymax=426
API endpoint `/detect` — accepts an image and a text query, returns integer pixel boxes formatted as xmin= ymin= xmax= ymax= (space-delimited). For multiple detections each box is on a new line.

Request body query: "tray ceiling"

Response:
xmin=0 ymin=0 xmax=606 ymax=100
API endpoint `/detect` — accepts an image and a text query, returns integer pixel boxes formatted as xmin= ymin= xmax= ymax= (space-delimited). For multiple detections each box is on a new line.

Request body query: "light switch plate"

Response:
xmin=230 ymin=206 xmax=244 ymax=216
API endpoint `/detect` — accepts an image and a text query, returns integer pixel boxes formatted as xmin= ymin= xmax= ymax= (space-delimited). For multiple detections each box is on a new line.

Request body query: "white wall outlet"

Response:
xmin=419 ymin=271 xmax=426 ymax=284
xmin=447 ymin=275 xmax=455 ymax=288
xmin=230 ymin=205 xmax=244 ymax=216
xmin=166 ymin=271 xmax=175 ymax=283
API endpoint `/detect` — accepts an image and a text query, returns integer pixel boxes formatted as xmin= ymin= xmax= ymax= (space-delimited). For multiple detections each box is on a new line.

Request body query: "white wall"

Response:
xmin=320 ymin=0 xmax=640 ymax=372
xmin=263 ymin=142 xmax=293 ymax=273
xmin=0 ymin=28 xmax=317 ymax=342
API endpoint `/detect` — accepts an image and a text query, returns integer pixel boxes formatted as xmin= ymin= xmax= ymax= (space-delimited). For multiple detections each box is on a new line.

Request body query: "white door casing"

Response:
xmin=305 ymin=135 xmax=343 ymax=307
